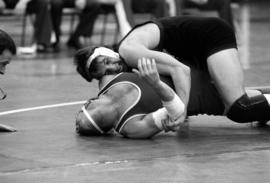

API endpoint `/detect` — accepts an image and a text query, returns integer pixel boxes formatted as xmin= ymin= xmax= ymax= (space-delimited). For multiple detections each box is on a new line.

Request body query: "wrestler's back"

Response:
xmin=98 ymin=73 xmax=164 ymax=133
xmin=103 ymin=82 xmax=140 ymax=123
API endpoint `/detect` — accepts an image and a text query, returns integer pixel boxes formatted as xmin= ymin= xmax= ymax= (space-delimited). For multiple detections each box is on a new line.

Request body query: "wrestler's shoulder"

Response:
xmin=106 ymin=81 xmax=139 ymax=95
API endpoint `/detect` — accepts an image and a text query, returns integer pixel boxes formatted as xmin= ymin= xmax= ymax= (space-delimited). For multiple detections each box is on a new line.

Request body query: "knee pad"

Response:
xmin=226 ymin=94 xmax=270 ymax=123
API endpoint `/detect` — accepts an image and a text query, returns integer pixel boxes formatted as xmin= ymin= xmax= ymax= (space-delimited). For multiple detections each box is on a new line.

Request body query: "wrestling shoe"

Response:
xmin=0 ymin=124 xmax=16 ymax=132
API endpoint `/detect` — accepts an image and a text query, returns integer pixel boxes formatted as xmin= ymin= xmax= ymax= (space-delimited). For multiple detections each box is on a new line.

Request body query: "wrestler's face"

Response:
xmin=0 ymin=50 xmax=12 ymax=75
xmin=93 ymin=55 xmax=128 ymax=77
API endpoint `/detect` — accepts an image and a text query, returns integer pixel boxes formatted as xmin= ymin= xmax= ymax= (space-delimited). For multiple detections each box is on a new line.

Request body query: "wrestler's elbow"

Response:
xmin=119 ymin=41 xmax=146 ymax=64
xmin=118 ymin=41 xmax=134 ymax=59
xmin=169 ymin=65 xmax=191 ymax=104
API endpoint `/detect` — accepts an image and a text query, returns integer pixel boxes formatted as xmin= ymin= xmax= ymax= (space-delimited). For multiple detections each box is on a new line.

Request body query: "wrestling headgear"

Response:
xmin=74 ymin=46 xmax=120 ymax=82
xmin=86 ymin=46 xmax=120 ymax=71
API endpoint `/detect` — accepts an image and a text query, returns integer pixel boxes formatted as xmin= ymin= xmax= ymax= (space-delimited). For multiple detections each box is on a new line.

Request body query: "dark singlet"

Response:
xmin=98 ymin=72 xmax=225 ymax=134
xmin=98 ymin=73 xmax=173 ymax=134
xmin=117 ymin=16 xmax=237 ymax=72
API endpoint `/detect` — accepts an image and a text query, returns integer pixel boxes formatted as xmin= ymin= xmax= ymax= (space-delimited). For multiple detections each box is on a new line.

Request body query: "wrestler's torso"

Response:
xmin=99 ymin=71 xmax=225 ymax=135
xmin=98 ymin=73 xmax=173 ymax=134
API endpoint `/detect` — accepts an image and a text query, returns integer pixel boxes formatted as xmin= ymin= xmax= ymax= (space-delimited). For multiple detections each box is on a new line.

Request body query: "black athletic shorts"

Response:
xmin=118 ymin=16 xmax=237 ymax=72
xmin=188 ymin=68 xmax=225 ymax=116
xmin=155 ymin=16 xmax=237 ymax=71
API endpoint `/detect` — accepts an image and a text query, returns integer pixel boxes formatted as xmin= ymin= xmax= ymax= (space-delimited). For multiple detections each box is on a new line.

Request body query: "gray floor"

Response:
xmin=1 ymin=2 xmax=270 ymax=183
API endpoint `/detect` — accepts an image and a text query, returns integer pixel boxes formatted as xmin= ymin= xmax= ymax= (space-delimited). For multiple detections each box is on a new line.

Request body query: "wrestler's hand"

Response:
xmin=133 ymin=58 xmax=161 ymax=87
xmin=161 ymin=116 xmax=182 ymax=132
xmin=164 ymin=113 xmax=188 ymax=132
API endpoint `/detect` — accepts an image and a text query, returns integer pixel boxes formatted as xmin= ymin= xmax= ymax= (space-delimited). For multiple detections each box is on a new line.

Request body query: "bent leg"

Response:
xmin=50 ymin=0 xmax=64 ymax=44
xmin=72 ymin=2 xmax=101 ymax=37
xmin=207 ymin=49 xmax=270 ymax=122
xmin=207 ymin=48 xmax=245 ymax=110
xmin=27 ymin=0 xmax=52 ymax=46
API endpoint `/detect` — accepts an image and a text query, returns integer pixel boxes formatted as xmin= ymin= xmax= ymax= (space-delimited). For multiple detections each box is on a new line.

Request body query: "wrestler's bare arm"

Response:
xmin=122 ymin=59 xmax=186 ymax=139
xmin=118 ymin=23 xmax=191 ymax=106
xmin=122 ymin=110 xmax=182 ymax=139
xmin=121 ymin=114 xmax=163 ymax=139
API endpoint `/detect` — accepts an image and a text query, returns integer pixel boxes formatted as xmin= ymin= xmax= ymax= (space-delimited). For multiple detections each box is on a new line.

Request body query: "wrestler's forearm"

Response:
xmin=150 ymin=80 xmax=175 ymax=102
xmin=119 ymin=43 xmax=187 ymax=70
xmin=122 ymin=115 xmax=162 ymax=139
xmin=170 ymin=66 xmax=191 ymax=106
xmin=156 ymin=61 xmax=191 ymax=106
xmin=152 ymin=68 xmax=189 ymax=118
xmin=119 ymin=44 xmax=191 ymax=104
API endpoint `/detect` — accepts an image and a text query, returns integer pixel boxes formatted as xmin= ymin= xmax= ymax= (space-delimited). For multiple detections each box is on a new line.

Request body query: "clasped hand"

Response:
xmin=133 ymin=57 xmax=184 ymax=132
xmin=132 ymin=57 xmax=161 ymax=88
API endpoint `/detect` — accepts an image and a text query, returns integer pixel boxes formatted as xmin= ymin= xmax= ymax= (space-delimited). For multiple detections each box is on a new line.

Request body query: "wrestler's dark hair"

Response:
xmin=0 ymin=29 xmax=16 ymax=55
xmin=73 ymin=46 xmax=98 ymax=82
xmin=74 ymin=46 xmax=115 ymax=82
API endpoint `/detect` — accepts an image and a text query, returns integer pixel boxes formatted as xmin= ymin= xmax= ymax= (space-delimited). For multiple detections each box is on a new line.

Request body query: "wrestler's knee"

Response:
xmin=226 ymin=94 xmax=270 ymax=123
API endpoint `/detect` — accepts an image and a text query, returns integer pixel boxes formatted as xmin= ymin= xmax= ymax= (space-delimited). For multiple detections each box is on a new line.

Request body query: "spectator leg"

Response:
xmin=27 ymin=0 xmax=52 ymax=47
xmin=50 ymin=0 xmax=65 ymax=44
xmin=70 ymin=3 xmax=101 ymax=42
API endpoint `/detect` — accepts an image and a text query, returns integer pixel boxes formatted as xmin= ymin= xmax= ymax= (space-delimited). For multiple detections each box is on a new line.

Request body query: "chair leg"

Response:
xmin=113 ymin=12 xmax=119 ymax=45
xmin=21 ymin=13 xmax=27 ymax=46
xmin=70 ymin=13 xmax=75 ymax=36
xmin=101 ymin=13 xmax=108 ymax=45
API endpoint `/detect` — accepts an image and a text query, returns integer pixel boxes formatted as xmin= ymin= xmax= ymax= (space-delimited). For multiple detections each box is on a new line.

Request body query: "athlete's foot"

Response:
xmin=0 ymin=124 xmax=16 ymax=132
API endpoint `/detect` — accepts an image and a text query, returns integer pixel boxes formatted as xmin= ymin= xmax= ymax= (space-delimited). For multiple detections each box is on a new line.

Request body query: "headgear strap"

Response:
xmin=82 ymin=106 xmax=104 ymax=134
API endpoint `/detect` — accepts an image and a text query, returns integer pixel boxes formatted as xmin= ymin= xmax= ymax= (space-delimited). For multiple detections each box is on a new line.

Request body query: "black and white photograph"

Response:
xmin=0 ymin=0 xmax=270 ymax=182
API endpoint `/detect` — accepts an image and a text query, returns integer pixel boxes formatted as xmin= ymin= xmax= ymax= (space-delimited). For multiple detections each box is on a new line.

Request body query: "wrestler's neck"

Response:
xmin=99 ymin=74 xmax=117 ymax=89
